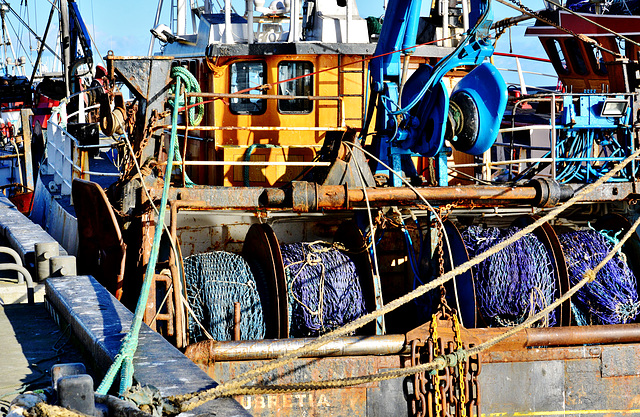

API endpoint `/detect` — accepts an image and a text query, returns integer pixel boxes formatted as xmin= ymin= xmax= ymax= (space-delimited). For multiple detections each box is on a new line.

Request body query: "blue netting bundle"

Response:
xmin=280 ymin=242 xmax=367 ymax=337
xmin=462 ymin=226 xmax=557 ymax=327
xmin=558 ymin=229 xmax=640 ymax=325
xmin=184 ymin=251 xmax=265 ymax=342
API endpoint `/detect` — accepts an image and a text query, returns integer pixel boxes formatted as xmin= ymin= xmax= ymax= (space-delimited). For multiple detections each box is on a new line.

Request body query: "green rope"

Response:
xmin=96 ymin=75 xmax=183 ymax=396
xmin=170 ymin=66 xmax=204 ymax=127
xmin=243 ymin=144 xmax=278 ymax=186
xmin=169 ymin=66 xmax=202 ymax=188
xmin=173 ymin=145 xmax=196 ymax=188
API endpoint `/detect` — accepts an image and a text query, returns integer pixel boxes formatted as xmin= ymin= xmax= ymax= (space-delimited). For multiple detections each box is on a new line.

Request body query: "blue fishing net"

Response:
xmin=462 ymin=226 xmax=557 ymax=327
xmin=184 ymin=251 xmax=265 ymax=342
xmin=558 ymin=229 xmax=640 ymax=325
xmin=280 ymin=242 xmax=367 ymax=337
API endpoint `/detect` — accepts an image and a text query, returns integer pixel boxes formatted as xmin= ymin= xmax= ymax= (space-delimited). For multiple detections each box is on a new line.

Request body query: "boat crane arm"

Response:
xmin=365 ymin=0 xmax=508 ymax=186
xmin=60 ymin=0 xmax=93 ymax=96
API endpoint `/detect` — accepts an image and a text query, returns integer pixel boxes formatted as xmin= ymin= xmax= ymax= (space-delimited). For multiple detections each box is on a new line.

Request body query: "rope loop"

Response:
xmin=170 ymin=66 xmax=204 ymax=126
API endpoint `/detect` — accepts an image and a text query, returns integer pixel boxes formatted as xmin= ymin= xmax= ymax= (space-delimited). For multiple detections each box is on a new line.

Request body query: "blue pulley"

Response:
xmin=448 ymin=62 xmax=508 ymax=155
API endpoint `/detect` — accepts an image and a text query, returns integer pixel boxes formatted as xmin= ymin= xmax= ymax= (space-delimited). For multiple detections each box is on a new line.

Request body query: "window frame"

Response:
xmin=229 ymin=60 xmax=268 ymax=116
xmin=277 ymin=60 xmax=314 ymax=115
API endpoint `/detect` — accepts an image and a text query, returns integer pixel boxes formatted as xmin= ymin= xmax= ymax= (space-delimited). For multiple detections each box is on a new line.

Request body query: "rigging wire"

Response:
xmin=346 ymin=141 xmax=463 ymax=326
xmin=169 ymin=146 xmax=640 ymax=410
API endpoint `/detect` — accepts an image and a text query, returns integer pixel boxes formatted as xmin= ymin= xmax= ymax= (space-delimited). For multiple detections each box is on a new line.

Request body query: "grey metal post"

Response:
xmin=50 ymin=255 xmax=76 ymax=277
xmin=35 ymin=242 xmax=59 ymax=281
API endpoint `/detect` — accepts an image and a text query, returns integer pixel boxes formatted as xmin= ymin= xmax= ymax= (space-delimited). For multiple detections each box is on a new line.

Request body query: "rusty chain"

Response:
xmin=409 ymin=311 xmax=481 ymax=417
xmin=467 ymin=345 xmax=481 ymax=416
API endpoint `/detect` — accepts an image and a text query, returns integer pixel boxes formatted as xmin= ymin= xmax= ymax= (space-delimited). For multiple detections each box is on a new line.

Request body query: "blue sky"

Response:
xmin=3 ymin=0 xmax=552 ymax=86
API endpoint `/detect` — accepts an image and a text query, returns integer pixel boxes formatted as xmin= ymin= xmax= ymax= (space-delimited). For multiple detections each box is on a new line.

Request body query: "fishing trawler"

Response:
xmin=17 ymin=0 xmax=640 ymax=416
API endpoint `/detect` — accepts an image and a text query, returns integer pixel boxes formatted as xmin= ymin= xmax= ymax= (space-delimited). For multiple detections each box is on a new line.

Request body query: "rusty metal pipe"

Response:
xmin=168 ymin=200 xmax=208 ymax=348
xmin=349 ymin=186 xmax=538 ymax=202
xmin=524 ymin=324 xmax=640 ymax=347
xmin=283 ymin=182 xmax=542 ymax=211
xmin=184 ymin=335 xmax=409 ymax=363
xmin=233 ymin=302 xmax=241 ymax=341
xmin=185 ymin=324 xmax=640 ymax=364
xmin=433 ymin=323 xmax=640 ymax=352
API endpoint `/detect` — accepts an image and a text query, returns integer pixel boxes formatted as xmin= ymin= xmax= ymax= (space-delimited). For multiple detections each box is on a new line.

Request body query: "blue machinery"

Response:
xmin=363 ymin=0 xmax=634 ymax=187
xmin=364 ymin=0 xmax=508 ymax=186
xmin=554 ymin=93 xmax=634 ymax=183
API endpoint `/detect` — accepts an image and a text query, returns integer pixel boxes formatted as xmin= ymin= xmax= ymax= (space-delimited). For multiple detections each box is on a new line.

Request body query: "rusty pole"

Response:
xmin=436 ymin=323 xmax=640 ymax=351
xmin=233 ymin=302 xmax=241 ymax=341
xmin=184 ymin=335 xmax=409 ymax=363
xmin=185 ymin=324 xmax=640 ymax=363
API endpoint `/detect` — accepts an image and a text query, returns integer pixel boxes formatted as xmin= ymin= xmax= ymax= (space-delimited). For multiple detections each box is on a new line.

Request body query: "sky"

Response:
xmin=0 ymin=0 xmax=552 ymax=86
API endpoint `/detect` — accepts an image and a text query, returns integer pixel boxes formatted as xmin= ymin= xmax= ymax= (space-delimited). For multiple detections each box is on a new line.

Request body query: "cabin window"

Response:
xmin=565 ymin=38 xmax=589 ymax=76
xmin=278 ymin=61 xmax=313 ymax=114
xmin=229 ymin=61 xmax=267 ymax=115
xmin=545 ymin=39 xmax=569 ymax=75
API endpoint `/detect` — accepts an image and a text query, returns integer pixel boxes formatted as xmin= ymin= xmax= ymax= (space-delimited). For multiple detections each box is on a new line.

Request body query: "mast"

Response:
xmin=59 ymin=0 xmax=71 ymax=97
xmin=0 ymin=4 xmax=19 ymax=76
xmin=0 ymin=4 xmax=8 ymax=75
xmin=177 ymin=0 xmax=186 ymax=36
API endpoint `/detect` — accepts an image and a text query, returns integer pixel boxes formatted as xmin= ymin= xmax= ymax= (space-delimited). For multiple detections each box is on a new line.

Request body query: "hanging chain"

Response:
xmin=431 ymin=314 xmax=443 ymax=417
xmin=410 ymin=311 xmax=480 ymax=417
xmin=436 ymin=210 xmax=453 ymax=319
xmin=453 ymin=314 xmax=467 ymax=417
xmin=467 ymin=345 xmax=482 ymax=416
xmin=410 ymin=340 xmax=427 ymax=416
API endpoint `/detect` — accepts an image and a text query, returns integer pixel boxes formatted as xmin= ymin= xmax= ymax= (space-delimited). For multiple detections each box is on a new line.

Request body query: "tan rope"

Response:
xmin=169 ymin=147 xmax=640 ymax=412
xmin=192 ymin=214 xmax=640 ymax=398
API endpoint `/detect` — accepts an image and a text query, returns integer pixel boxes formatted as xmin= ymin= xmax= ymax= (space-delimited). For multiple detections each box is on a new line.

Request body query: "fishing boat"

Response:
xmin=13 ymin=0 xmax=640 ymax=416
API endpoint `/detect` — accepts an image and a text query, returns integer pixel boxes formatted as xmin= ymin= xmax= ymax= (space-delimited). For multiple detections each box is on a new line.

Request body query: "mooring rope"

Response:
xmin=184 ymin=251 xmax=265 ymax=342
xmin=167 ymin=145 xmax=640 ymax=412
xmin=170 ymin=144 xmax=640 ymax=410
xmin=462 ymin=226 xmax=556 ymax=327
xmin=280 ymin=242 xmax=367 ymax=337
xmin=169 ymin=66 xmax=204 ymax=127
xmin=173 ymin=213 xmax=640 ymax=399
xmin=96 ymin=73 xmax=184 ymax=396
xmin=559 ymin=229 xmax=640 ymax=325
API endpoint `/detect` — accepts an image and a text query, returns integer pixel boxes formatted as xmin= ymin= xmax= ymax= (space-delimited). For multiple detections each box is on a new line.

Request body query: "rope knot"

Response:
xmin=584 ymin=269 xmax=597 ymax=283
xmin=433 ymin=356 xmax=447 ymax=370
xmin=305 ymin=251 xmax=321 ymax=266
xmin=444 ymin=349 xmax=467 ymax=367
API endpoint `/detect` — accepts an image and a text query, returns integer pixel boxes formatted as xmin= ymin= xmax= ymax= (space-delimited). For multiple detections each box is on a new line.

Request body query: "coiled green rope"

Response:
xmin=96 ymin=73 xmax=183 ymax=397
xmin=169 ymin=66 xmax=203 ymax=187
xmin=170 ymin=66 xmax=204 ymax=127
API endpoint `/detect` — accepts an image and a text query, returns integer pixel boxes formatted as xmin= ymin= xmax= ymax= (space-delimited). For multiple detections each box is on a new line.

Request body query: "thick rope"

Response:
xmin=168 ymin=146 xmax=640 ymax=411
xmin=96 ymin=76 xmax=183 ymax=396
xmin=180 ymin=213 xmax=640 ymax=398
xmin=170 ymin=66 xmax=204 ymax=127
xmin=169 ymin=67 xmax=201 ymax=188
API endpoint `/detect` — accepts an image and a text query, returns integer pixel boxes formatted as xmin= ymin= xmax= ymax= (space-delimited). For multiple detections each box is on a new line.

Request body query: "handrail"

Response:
xmin=186 ymin=92 xmax=344 ymax=101
xmin=157 ymin=160 xmax=331 ymax=167
xmin=0 ymin=263 xmax=34 ymax=304
xmin=46 ymin=108 xmax=122 ymax=195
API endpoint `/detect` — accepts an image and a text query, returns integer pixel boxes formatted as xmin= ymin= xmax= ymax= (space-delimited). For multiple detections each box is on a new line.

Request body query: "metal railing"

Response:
xmin=449 ymin=92 xmax=638 ymax=185
xmin=164 ymin=92 xmax=345 ymax=172
xmin=46 ymin=103 xmax=120 ymax=196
